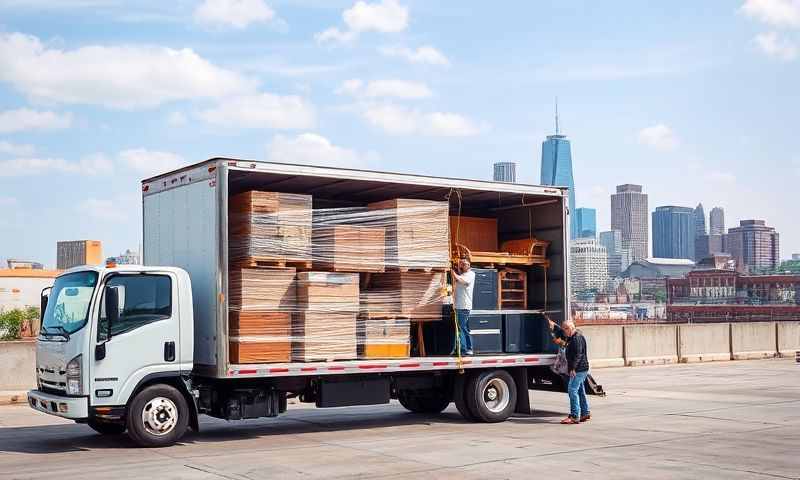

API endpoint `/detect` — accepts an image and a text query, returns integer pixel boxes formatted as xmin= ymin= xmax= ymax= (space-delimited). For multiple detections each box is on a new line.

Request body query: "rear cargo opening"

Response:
xmin=225 ymin=166 xmax=566 ymax=366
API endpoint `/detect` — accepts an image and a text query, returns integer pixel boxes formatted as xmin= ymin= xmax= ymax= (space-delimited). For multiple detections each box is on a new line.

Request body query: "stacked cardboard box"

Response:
xmin=312 ymin=225 xmax=386 ymax=272
xmin=293 ymin=272 xmax=359 ymax=361
xmin=229 ymin=191 xmax=312 ymax=264
xmin=228 ymin=267 xmax=295 ymax=363
xmin=368 ymin=199 xmax=450 ymax=270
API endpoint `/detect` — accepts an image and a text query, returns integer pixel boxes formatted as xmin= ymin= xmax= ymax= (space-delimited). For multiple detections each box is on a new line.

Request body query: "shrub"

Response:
xmin=0 ymin=309 xmax=25 ymax=340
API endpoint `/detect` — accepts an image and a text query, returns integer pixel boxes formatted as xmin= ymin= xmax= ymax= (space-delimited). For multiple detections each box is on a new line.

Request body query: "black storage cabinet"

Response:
xmin=471 ymin=268 xmax=498 ymax=310
xmin=503 ymin=313 xmax=558 ymax=354
xmin=468 ymin=313 xmax=503 ymax=354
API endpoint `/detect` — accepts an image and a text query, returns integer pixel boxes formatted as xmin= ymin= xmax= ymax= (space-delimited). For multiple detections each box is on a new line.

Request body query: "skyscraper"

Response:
xmin=725 ymin=220 xmax=780 ymax=273
xmin=709 ymin=207 xmax=725 ymax=235
xmin=540 ymin=102 xmax=577 ymax=238
xmin=57 ymin=240 xmax=103 ymax=270
xmin=652 ymin=206 xmax=695 ymax=260
xmin=694 ymin=203 xmax=707 ymax=238
xmin=493 ymin=162 xmax=517 ymax=183
xmin=574 ymin=208 xmax=597 ymax=239
xmin=599 ymin=230 xmax=633 ymax=277
xmin=570 ymin=238 xmax=609 ymax=294
xmin=610 ymin=184 xmax=649 ymax=262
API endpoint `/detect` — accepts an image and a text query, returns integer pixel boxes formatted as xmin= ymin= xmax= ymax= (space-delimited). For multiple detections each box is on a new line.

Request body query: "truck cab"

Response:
xmin=28 ymin=265 xmax=196 ymax=445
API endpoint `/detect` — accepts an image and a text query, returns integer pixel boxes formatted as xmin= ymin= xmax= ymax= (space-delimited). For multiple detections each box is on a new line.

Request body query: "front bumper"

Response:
xmin=27 ymin=390 xmax=88 ymax=420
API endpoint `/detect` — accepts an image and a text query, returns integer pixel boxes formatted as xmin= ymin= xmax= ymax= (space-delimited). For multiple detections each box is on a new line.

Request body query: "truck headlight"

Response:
xmin=66 ymin=354 xmax=82 ymax=395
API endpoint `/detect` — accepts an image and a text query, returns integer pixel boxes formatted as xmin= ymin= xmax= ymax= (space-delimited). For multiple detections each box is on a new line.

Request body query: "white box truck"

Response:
xmin=28 ymin=159 xmax=570 ymax=447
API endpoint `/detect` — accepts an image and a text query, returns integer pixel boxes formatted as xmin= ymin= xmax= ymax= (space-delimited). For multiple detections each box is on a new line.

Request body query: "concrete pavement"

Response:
xmin=0 ymin=358 xmax=798 ymax=479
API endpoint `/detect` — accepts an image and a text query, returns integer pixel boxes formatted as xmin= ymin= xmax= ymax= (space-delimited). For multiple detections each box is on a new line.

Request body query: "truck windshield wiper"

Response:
xmin=41 ymin=326 xmax=70 ymax=340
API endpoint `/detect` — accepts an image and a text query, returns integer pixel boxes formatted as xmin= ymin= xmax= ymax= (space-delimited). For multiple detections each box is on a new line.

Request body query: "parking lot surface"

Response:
xmin=1 ymin=358 xmax=798 ymax=480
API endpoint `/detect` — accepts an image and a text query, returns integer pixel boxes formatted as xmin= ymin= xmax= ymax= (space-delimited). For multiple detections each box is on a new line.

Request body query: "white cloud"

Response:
xmin=0 ymin=140 xmax=35 ymax=156
xmin=316 ymin=0 xmax=408 ymax=44
xmin=266 ymin=133 xmax=375 ymax=168
xmin=166 ymin=111 xmax=187 ymax=126
xmin=0 ymin=154 xmax=112 ymax=176
xmin=336 ymin=78 xmax=432 ymax=99
xmin=0 ymin=108 xmax=72 ymax=133
xmin=193 ymin=0 xmax=275 ymax=29
xmin=638 ymin=124 xmax=679 ymax=151
xmin=754 ymin=31 xmax=798 ymax=60
xmin=379 ymin=45 xmax=450 ymax=66
xmin=199 ymin=93 xmax=316 ymax=129
xmin=741 ymin=0 xmax=800 ymax=28
xmin=118 ymin=148 xmax=186 ymax=177
xmin=79 ymin=197 xmax=127 ymax=223
xmin=362 ymin=104 xmax=483 ymax=137
xmin=0 ymin=32 xmax=257 ymax=109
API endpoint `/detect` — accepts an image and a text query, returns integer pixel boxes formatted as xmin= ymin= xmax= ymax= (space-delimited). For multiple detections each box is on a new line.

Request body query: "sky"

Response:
xmin=0 ymin=0 xmax=798 ymax=268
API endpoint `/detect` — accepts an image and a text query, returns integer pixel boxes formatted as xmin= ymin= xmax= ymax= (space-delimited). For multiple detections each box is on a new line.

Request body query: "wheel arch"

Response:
xmin=127 ymin=372 xmax=199 ymax=432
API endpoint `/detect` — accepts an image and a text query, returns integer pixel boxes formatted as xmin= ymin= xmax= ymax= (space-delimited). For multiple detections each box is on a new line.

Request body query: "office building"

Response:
xmin=57 ymin=240 xmax=103 ymax=270
xmin=6 ymin=259 xmax=44 ymax=270
xmin=570 ymin=238 xmax=609 ymax=294
xmin=492 ymin=162 xmax=517 ymax=183
xmin=725 ymin=220 xmax=780 ymax=273
xmin=540 ymin=104 xmax=578 ymax=238
xmin=574 ymin=207 xmax=597 ymax=239
xmin=695 ymin=234 xmax=724 ymax=261
xmin=709 ymin=207 xmax=725 ymax=235
xmin=599 ymin=230 xmax=633 ymax=277
xmin=610 ymin=184 xmax=649 ymax=262
xmin=652 ymin=206 xmax=695 ymax=260
xmin=694 ymin=203 xmax=706 ymax=238
xmin=792 ymin=253 xmax=800 ymax=261
xmin=107 ymin=249 xmax=140 ymax=265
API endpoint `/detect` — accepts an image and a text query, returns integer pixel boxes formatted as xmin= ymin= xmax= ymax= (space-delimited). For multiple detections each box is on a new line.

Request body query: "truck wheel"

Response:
xmin=453 ymin=372 xmax=476 ymax=421
xmin=126 ymin=384 xmax=189 ymax=448
xmin=88 ymin=419 xmax=126 ymax=435
xmin=398 ymin=390 xmax=450 ymax=414
xmin=465 ymin=370 xmax=517 ymax=423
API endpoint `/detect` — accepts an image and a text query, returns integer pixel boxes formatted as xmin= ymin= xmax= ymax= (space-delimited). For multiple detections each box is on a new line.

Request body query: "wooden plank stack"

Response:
xmin=229 ymin=191 xmax=312 ymax=266
xmin=293 ymin=272 xmax=359 ymax=361
xmin=362 ymin=271 xmax=446 ymax=322
xmin=357 ymin=314 xmax=410 ymax=359
xmin=368 ymin=199 xmax=450 ymax=270
xmin=228 ymin=267 xmax=295 ymax=364
xmin=312 ymin=225 xmax=386 ymax=272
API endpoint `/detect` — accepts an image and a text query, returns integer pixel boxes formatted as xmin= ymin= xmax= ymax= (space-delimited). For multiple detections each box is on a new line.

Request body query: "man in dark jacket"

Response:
xmin=549 ymin=318 xmax=590 ymax=424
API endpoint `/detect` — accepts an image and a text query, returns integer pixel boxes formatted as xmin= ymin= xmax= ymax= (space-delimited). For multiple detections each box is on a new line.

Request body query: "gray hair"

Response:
xmin=562 ymin=319 xmax=576 ymax=330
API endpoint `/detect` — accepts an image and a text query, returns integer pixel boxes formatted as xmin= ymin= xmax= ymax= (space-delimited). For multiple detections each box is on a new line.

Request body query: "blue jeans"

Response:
xmin=567 ymin=370 xmax=590 ymax=418
xmin=453 ymin=309 xmax=473 ymax=354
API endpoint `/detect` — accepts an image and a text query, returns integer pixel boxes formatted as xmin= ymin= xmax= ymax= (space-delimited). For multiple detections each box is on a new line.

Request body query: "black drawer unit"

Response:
xmin=471 ymin=268 xmax=498 ymax=310
xmin=503 ymin=313 xmax=558 ymax=354
xmin=468 ymin=313 xmax=502 ymax=354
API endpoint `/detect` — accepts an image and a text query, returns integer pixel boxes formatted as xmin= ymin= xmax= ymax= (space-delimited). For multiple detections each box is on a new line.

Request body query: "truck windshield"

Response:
xmin=42 ymin=271 xmax=98 ymax=335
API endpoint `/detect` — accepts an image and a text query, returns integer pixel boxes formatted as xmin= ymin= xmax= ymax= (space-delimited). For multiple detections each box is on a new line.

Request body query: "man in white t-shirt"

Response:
xmin=451 ymin=258 xmax=476 ymax=355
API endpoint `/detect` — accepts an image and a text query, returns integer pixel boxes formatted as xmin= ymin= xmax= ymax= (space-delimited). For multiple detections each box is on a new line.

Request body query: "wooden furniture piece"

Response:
xmin=368 ymin=199 xmax=450 ymax=270
xmin=312 ymin=225 xmax=386 ymax=272
xmin=229 ymin=191 xmax=312 ymax=268
xmin=451 ymin=238 xmax=550 ymax=268
xmin=498 ymin=268 xmax=527 ymax=309
xmin=449 ymin=216 xmax=498 ymax=252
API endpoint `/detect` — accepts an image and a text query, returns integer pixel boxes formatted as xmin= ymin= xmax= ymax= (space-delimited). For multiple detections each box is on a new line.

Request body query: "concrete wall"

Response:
xmin=0 ymin=340 xmax=36 ymax=390
xmin=731 ymin=322 xmax=777 ymax=360
xmin=777 ymin=321 xmax=800 ymax=357
xmin=623 ymin=325 xmax=678 ymax=366
xmin=580 ymin=325 xmax=625 ymax=368
xmin=678 ymin=323 xmax=731 ymax=363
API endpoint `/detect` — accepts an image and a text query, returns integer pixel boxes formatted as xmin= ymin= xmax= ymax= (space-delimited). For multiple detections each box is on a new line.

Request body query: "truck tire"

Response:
xmin=126 ymin=384 xmax=189 ymax=448
xmin=453 ymin=372 xmax=476 ymax=421
xmin=87 ymin=419 xmax=126 ymax=435
xmin=398 ymin=390 xmax=450 ymax=414
xmin=464 ymin=370 xmax=517 ymax=423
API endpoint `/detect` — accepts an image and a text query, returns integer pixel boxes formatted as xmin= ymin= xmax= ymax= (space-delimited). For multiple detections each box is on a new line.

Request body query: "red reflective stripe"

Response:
xmin=481 ymin=359 xmax=498 ymax=364
xmin=269 ymin=368 xmax=289 ymax=373
xmin=502 ymin=359 xmax=517 ymax=364
xmin=300 ymin=367 xmax=317 ymax=372
xmin=238 ymin=369 xmax=258 ymax=374
xmin=399 ymin=363 xmax=421 ymax=368
xmin=432 ymin=361 xmax=449 ymax=366
xmin=328 ymin=366 xmax=346 ymax=371
xmin=358 ymin=365 xmax=388 ymax=370
xmin=524 ymin=357 xmax=539 ymax=363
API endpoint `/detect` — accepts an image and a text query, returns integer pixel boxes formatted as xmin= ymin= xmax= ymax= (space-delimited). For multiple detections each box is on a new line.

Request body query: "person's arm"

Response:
xmin=452 ymin=271 xmax=466 ymax=283
xmin=547 ymin=317 xmax=566 ymax=339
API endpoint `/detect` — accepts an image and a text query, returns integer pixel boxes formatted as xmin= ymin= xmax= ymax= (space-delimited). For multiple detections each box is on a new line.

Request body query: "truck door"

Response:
xmin=91 ymin=272 xmax=181 ymax=406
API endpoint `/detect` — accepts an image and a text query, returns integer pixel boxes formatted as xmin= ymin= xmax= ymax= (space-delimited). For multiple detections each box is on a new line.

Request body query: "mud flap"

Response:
xmin=511 ymin=367 xmax=531 ymax=415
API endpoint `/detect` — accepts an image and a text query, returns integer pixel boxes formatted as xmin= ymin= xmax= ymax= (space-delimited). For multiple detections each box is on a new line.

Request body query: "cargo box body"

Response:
xmin=142 ymin=159 xmax=569 ymax=378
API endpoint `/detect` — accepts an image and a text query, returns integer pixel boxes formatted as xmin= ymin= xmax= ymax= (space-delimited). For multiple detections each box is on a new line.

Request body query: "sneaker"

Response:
xmin=580 ymin=414 xmax=591 ymax=423
xmin=560 ymin=416 xmax=580 ymax=425
xmin=465 ymin=350 xmax=474 ymax=355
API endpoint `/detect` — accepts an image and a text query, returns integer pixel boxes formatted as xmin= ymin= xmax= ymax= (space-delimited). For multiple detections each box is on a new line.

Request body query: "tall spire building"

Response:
xmin=540 ymin=99 xmax=577 ymax=238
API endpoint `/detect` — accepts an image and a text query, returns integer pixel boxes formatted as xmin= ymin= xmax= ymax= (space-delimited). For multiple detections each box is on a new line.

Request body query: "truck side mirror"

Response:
xmin=104 ymin=286 xmax=119 ymax=339
xmin=40 ymin=287 xmax=50 ymax=323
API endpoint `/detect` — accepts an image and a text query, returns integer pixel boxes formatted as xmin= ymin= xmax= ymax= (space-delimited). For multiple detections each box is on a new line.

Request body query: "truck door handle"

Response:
xmin=164 ymin=341 xmax=175 ymax=362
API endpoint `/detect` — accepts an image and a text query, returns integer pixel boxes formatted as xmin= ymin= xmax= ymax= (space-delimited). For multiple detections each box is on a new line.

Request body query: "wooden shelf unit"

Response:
xmin=498 ymin=268 xmax=527 ymax=310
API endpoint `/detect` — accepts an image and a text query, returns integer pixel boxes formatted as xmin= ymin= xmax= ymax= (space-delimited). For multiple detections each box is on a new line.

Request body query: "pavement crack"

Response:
xmin=664 ymin=458 xmax=799 ymax=479
xmin=184 ymin=463 xmax=251 ymax=480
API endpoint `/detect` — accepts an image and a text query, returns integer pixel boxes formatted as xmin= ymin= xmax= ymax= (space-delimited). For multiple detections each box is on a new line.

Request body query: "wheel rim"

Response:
xmin=482 ymin=378 xmax=511 ymax=413
xmin=141 ymin=397 xmax=178 ymax=436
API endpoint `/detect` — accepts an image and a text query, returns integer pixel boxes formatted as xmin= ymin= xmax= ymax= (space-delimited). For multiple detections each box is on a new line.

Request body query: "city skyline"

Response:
xmin=0 ymin=1 xmax=798 ymax=267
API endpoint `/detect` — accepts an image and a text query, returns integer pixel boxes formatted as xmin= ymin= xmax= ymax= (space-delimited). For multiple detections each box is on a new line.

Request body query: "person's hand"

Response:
xmin=569 ymin=370 xmax=576 ymax=378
